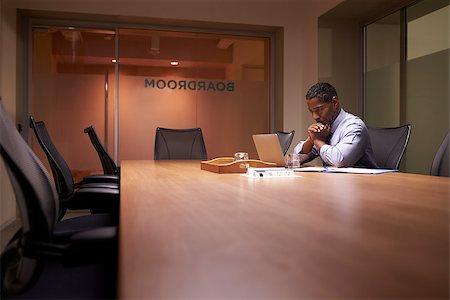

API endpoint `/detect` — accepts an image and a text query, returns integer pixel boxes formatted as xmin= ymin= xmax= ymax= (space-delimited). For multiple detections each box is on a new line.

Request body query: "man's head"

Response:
xmin=305 ymin=82 xmax=341 ymax=125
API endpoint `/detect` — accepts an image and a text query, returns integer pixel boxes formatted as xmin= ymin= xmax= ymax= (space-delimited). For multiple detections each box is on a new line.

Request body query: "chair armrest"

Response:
xmin=81 ymin=174 xmax=119 ymax=185
xmin=78 ymin=181 xmax=119 ymax=190
xmin=66 ymin=187 xmax=119 ymax=211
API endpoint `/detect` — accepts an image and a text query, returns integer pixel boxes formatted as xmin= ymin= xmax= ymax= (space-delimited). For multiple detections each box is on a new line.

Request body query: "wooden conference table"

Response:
xmin=119 ymin=160 xmax=449 ymax=299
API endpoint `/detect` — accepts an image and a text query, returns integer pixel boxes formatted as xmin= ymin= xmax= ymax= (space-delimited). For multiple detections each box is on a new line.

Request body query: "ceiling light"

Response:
xmin=170 ymin=61 xmax=179 ymax=66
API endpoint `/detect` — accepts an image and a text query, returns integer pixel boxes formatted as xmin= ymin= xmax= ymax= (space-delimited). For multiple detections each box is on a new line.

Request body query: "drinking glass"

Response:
xmin=286 ymin=153 xmax=301 ymax=168
xmin=234 ymin=152 xmax=249 ymax=161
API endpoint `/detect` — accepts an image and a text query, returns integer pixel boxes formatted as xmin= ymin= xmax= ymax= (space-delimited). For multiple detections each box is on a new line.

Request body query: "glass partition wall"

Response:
xmin=31 ymin=25 xmax=271 ymax=177
xmin=31 ymin=27 xmax=116 ymax=179
xmin=117 ymin=29 xmax=269 ymax=161
xmin=364 ymin=12 xmax=401 ymax=128
xmin=364 ymin=0 xmax=449 ymax=174
xmin=405 ymin=1 xmax=449 ymax=174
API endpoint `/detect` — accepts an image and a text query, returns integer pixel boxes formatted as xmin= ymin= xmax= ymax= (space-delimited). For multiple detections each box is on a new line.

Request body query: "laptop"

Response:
xmin=252 ymin=133 xmax=286 ymax=166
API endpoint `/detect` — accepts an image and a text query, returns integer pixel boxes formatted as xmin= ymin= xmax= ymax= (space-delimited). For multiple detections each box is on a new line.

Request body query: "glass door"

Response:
xmin=31 ymin=26 xmax=116 ymax=180
xmin=117 ymin=28 xmax=270 ymax=161
xmin=30 ymin=23 xmax=273 ymax=173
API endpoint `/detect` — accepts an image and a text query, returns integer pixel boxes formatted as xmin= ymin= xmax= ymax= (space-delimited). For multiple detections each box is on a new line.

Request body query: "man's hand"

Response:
xmin=308 ymin=123 xmax=330 ymax=142
xmin=307 ymin=123 xmax=330 ymax=151
xmin=301 ymin=123 xmax=331 ymax=154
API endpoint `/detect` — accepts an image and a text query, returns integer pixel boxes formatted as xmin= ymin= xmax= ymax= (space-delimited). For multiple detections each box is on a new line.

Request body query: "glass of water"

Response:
xmin=286 ymin=153 xmax=301 ymax=168
xmin=234 ymin=152 xmax=249 ymax=161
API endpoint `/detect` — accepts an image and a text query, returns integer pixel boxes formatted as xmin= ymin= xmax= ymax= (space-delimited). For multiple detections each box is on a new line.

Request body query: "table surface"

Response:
xmin=119 ymin=160 xmax=449 ymax=299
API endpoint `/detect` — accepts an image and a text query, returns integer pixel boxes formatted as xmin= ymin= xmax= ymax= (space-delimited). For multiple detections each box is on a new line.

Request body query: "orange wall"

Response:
xmin=31 ymin=73 xmax=268 ymax=171
xmin=32 ymin=73 xmax=115 ymax=172
xmin=31 ymin=29 xmax=269 ymax=168
xmin=119 ymin=75 xmax=268 ymax=161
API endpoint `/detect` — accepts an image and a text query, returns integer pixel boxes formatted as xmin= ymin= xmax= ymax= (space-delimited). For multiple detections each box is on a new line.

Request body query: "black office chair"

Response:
xmin=29 ymin=116 xmax=119 ymax=220
xmin=154 ymin=127 xmax=207 ymax=160
xmin=275 ymin=130 xmax=295 ymax=155
xmin=0 ymin=100 xmax=117 ymax=299
xmin=367 ymin=124 xmax=412 ymax=169
xmin=430 ymin=131 xmax=449 ymax=177
xmin=83 ymin=125 xmax=119 ymax=182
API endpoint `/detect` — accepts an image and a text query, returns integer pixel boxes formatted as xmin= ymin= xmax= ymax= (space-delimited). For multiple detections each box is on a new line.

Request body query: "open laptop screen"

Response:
xmin=252 ymin=133 xmax=286 ymax=166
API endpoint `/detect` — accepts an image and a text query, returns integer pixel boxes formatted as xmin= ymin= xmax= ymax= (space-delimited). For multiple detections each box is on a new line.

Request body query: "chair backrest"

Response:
xmin=275 ymin=130 xmax=295 ymax=155
xmin=367 ymin=124 xmax=412 ymax=169
xmin=154 ymin=127 xmax=207 ymax=160
xmin=1 ymin=100 xmax=59 ymax=293
xmin=430 ymin=131 xmax=449 ymax=177
xmin=84 ymin=126 xmax=118 ymax=175
xmin=29 ymin=116 xmax=75 ymax=198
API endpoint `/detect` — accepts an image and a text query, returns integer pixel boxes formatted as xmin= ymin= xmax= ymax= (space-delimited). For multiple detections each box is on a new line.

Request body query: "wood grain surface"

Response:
xmin=119 ymin=160 xmax=449 ymax=299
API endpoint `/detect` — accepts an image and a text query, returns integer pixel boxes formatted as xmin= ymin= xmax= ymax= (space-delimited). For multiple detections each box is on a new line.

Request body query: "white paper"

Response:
xmin=294 ymin=166 xmax=398 ymax=174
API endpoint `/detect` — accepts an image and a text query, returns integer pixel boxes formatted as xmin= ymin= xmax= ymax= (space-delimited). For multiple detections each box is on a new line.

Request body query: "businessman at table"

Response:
xmin=294 ymin=82 xmax=378 ymax=168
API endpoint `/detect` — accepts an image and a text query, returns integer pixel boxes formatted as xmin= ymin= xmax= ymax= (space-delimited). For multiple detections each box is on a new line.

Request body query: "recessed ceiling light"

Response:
xmin=111 ymin=59 xmax=117 ymax=63
xmin=170 ymin=61 xmax=179 ymax=66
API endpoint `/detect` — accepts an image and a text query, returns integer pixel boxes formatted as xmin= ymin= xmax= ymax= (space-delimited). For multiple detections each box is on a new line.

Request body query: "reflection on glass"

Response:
xmin=31 ymin=25 xmax=271 ymax=173
xmin=117 ymin=29 xmax=270 ymax=162
xmin=407 ymin=3 xmax=449 ymax=60
xmin=404 ymin=1 xmax=449 ymax=174
xmin=31 ymin=27 xmax=116 ymax=179
xmin=364 ymin=12 xmax=401 ymax=127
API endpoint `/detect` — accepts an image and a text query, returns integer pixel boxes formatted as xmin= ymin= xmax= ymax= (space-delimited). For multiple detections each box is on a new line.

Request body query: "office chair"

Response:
xmin=0 ymin=100 xmax=117 ymax=299
xmin=83 ymin=125 xmax=119 ymax=182
xmin=154 ymin=127 xmax=207 ymax=160
xmin=29 ymin=116 xmax=119 ymax=220
xmin=367 ymin=124 xmax=412 ymax=169
xmin=275 ymin=130 xmax=295 ymax=155
xmin=430 ymin=131 xmax=449 ymax=177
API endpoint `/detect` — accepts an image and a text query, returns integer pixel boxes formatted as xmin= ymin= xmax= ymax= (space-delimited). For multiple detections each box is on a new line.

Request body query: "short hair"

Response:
xmin=305 ymin=82 xmax=338 ymax=102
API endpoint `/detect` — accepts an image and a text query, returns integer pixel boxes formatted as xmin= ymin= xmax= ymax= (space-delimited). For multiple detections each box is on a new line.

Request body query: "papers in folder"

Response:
xmin=294 ymin=166 xmax=398 ymax=174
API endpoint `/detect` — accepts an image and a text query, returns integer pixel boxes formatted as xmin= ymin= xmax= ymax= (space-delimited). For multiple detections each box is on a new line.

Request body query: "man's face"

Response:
xmin=306 ymin=96 xmax=340 ymax=125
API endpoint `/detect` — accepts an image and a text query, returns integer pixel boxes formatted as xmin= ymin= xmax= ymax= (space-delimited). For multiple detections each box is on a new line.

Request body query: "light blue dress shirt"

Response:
xmin=294 ymin=109 xmax=378 ymax=168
